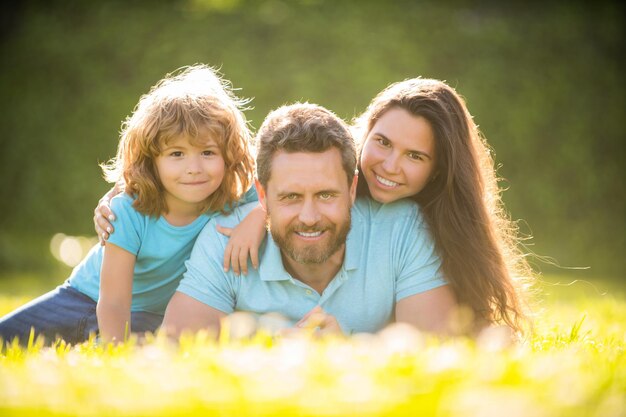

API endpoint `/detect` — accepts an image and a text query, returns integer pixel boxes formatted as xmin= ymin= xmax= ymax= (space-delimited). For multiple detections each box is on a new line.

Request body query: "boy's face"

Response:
xmin=155 ymin=135 xmax=225 ymax=216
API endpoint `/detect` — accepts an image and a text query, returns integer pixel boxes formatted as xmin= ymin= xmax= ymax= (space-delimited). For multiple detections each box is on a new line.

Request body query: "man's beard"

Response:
xmin=268 ymin=212 xmax=351 ymax=265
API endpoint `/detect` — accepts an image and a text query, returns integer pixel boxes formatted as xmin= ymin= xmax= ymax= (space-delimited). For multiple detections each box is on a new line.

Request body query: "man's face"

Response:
xmin=258 ymin=148 xmax=357 ymax=266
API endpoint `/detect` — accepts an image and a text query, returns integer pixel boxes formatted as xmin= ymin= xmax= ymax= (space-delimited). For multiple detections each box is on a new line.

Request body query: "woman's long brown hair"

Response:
xmin=355 ymin=78 xmax=533 ymax=335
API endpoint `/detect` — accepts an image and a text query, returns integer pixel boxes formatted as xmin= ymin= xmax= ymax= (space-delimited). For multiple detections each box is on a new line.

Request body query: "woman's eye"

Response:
xmin=407 ymin=152 xmax=423 ymax=161
xmin=376 ymin=137 xmax=390 ymax=147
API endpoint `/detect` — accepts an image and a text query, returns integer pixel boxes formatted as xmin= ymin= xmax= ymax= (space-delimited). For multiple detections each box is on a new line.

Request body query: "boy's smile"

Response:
xmin=155 ymin=135 xmax=225 ymax=222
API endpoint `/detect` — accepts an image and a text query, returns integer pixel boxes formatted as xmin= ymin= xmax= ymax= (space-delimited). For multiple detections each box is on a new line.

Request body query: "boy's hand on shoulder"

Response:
xmin=217 ymin=203 xmax=267 ymax=276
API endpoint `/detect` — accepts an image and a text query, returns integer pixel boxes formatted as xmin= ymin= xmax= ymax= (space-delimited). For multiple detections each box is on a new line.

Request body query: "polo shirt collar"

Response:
xmin=343 ymin=210 xmax=362 ymax=272
xmin=258 ymin=237 xmax=292 ymax=281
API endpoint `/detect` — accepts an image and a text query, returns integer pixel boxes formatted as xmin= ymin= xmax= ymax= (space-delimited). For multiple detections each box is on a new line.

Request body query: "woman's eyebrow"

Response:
xmin=372 ymin=132 xmax=433 ymax=160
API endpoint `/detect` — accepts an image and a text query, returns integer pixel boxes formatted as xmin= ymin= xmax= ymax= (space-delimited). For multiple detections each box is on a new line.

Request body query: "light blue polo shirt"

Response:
xmin=177 ymin=197 xmax=447 ymax=333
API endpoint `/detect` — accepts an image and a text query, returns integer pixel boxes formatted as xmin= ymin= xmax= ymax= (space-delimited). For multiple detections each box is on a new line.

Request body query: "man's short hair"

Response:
xmin=255 ymin=102 xmax=357 ymax=187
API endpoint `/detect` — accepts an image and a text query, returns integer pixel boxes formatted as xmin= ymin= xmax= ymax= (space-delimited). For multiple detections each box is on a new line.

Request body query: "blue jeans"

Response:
xmin=0 ymin=282 xmax=164 ymax=345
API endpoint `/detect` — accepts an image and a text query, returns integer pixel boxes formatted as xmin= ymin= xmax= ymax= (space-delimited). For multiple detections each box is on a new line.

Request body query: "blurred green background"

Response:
xmin=0 ymin=0 xmax=623 ymax=290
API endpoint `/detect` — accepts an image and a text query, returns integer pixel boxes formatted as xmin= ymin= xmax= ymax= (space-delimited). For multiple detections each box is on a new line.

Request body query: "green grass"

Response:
xmin=0 ymin=274 xmax=624 ymax=417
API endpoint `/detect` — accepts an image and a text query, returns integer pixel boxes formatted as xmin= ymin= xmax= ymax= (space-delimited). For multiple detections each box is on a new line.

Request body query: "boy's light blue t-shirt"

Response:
xmin=177 ymin=197 xmax=447 ymax=333
xmin=68 ymin=187 xmax=257 ymax=314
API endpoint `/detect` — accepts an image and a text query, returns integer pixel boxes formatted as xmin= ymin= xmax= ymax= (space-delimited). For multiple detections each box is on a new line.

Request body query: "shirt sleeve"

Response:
xmin=395 ymin=209 xmax=448 ymax=301
xmin=106 ymin=194 xmax=143 ymax=256
xmin=176 ymin=218 xmax=238 ymax=314
xmin=240 ymin=185 xmax=259 ymax=205
xmin=221 ymin=185 xmax=259 ymax=213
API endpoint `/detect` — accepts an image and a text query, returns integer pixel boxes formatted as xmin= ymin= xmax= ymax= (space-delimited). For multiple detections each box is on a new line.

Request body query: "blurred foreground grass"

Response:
xmin=0 ymin=274 xmax=624 ymax=417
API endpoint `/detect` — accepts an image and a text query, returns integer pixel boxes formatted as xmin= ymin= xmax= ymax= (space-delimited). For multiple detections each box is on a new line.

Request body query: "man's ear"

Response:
xmin=255 ymin=179 xmax=268 ymax=211
xmin=349 ymin=173 xmax=358 ymax=204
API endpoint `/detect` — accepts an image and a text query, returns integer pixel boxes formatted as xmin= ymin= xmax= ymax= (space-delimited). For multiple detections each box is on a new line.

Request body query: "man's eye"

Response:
xmin=319 ymin=192 xmax=333 ymax=200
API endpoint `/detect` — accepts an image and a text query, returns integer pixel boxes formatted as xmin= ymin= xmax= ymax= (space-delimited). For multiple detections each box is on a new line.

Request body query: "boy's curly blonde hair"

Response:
xmin=101 ymin=64 xmax=255 ymax=216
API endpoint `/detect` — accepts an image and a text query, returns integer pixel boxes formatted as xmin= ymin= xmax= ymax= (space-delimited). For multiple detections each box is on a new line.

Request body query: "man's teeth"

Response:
xmin=376 ymin=175 xmax=398 ymax=187
xmin=296 ymin=231 xmax=323 ymax=237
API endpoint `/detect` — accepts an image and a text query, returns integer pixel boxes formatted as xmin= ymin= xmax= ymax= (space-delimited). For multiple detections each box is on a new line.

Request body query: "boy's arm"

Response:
xmin=216 ymin=203 xmax=267 ymax=275
xmin=97 ymin=242 xmax=136 ymax=343
xmin=161 ymin=292 xmax=226 ymax=338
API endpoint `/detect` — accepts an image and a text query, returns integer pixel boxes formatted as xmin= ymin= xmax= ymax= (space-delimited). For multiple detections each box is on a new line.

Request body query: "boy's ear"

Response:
xmin=255 ymin=179 xmax=267 ymax=211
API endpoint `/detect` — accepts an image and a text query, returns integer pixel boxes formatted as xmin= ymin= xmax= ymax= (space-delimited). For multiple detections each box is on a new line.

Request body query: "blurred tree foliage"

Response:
xmin=0 ymin=0 xmax=623 ymax=278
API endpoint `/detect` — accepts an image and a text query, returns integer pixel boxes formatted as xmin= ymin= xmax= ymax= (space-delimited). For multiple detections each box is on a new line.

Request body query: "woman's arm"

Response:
xmin=395 ymin=285 xmax=457 ymax=335
xmin=97 ymin=242 xmax=136 ymax=343
xmin=216 ymin=203 xmax=267 ymax=275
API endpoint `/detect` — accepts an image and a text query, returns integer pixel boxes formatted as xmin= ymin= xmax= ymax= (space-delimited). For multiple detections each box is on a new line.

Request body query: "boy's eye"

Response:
xmin=202 ymin=150 xmax=215 ymax=156
xmin=170 ymin=151 xmax=183 ymax=157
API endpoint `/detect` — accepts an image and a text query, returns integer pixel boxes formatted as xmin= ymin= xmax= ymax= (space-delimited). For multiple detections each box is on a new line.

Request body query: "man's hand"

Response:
xmin=292 ymin=305 xmax=343 ymax=337
xmin=94 ymin=183 xmax=124 ymax=245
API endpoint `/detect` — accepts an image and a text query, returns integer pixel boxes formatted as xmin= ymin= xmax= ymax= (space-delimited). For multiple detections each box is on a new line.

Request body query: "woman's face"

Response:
xmin=360 ymin=107 xmax=436 ymax=203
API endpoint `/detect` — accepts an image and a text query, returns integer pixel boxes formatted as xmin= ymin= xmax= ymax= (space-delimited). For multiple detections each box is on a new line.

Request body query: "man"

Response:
xmin=162 ymin=103 xmax=456 ymax=336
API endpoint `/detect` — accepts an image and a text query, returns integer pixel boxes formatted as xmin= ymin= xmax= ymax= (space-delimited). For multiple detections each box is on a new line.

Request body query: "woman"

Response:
xmin=354 ymin=78 xmax=533 ymax=334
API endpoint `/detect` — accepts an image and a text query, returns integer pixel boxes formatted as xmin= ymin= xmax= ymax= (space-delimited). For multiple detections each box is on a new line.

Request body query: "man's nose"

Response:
xmin=298 ymin=199 xmax=321 ymax=226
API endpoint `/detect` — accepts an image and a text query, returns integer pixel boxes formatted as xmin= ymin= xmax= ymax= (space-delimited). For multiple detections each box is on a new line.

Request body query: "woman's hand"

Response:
xmin=94 ymin=183 xmax=123 ymax=245
xmin=217 ymin=204 xmax=267 ymax=275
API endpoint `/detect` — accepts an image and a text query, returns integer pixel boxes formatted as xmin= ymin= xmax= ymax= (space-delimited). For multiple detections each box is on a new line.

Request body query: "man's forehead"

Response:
xmin=266 ymin=149 xmax=349 ymax=192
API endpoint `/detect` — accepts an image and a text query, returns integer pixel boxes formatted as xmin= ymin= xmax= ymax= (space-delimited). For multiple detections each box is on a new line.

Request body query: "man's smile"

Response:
xmin=295 ymin=230 xmax=324 ymax=239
